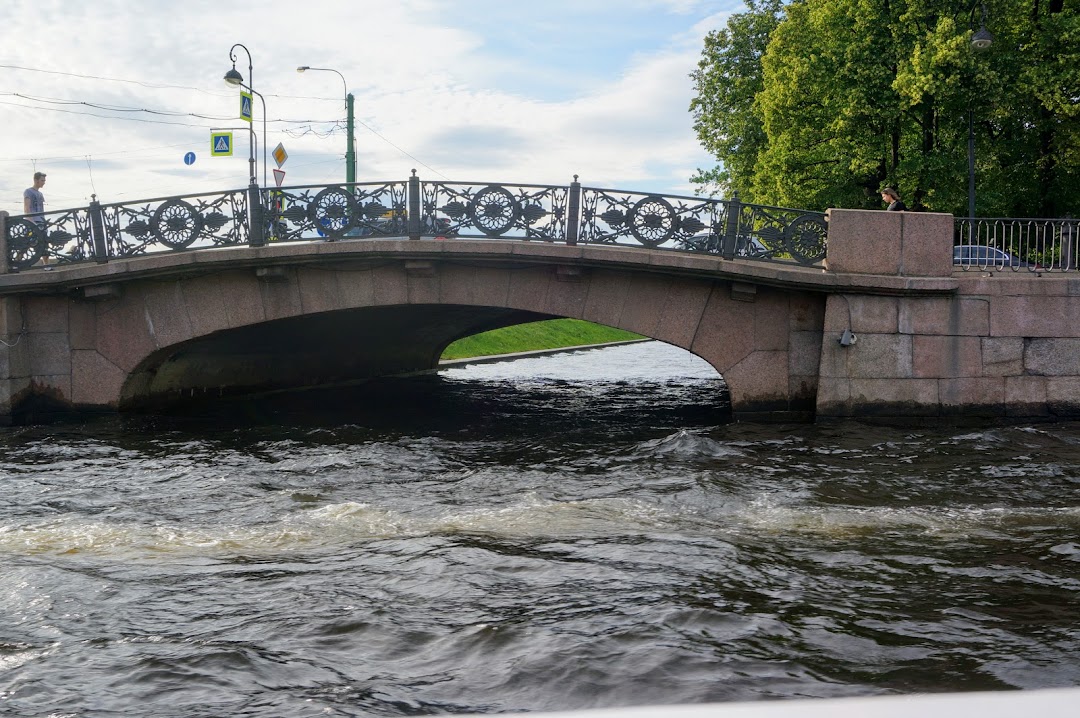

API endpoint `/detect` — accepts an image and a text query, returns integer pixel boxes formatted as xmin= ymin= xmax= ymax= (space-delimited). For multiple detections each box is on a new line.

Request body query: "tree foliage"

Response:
xmin=690 ymin=0 xmax=1079 ymax=217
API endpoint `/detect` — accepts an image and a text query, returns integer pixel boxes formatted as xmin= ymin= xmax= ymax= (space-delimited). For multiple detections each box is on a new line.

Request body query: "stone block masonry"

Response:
xmin=818 ymin=209 xmax=1080 ymax=420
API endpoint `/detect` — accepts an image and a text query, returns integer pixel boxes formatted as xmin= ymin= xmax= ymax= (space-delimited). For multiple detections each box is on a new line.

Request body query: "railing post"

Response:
xmin=567 ymin=174 xmax=581 ymax=246
xmin=88 ymin=195 xmax=109 ymax=263
xmin=722 ymin=191 xmax=742 ymax=260
xmin=1062 ymin=216 xmax=1075 ymax=272
xmin=0 ymin=211 xmax=9 ymax=274
xmin=408 ymin=170 xmax=421 ymax=240
xmin=247 ymin=182 xmax=265 ymax=247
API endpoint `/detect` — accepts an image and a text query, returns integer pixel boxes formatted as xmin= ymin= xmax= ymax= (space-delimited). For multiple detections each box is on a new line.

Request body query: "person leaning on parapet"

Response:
xmin=23 ymin=171 xmax=46 ymax=227
xmin=880 ymin=187 xmax=907 ymax=211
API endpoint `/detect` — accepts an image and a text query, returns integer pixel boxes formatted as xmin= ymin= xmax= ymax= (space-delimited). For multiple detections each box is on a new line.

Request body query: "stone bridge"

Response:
xmin=0 ymin=183 xmax=1077 ymax=424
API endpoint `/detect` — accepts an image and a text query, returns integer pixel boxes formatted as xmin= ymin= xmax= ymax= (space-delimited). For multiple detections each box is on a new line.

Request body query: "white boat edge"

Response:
xmin=456 ymin=688 xmax=1080 ymax=718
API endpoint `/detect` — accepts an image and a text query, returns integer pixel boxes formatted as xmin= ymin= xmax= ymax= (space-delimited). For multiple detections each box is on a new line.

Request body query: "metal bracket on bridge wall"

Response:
xmin=81 ymin=283 xmax=122 ymax=301
xmin=731 ymin=282 xmax=758 ymax=303
xmin=256 ymin=266 xmax=289 ymax=283
xmin=555 ymin=265 xmax=585 ymax=282
xmin=405 ymin=260 xmax=435 ymax=277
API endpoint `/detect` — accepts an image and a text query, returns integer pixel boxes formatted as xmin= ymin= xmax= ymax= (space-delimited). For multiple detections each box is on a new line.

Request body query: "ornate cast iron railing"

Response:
xmin=264 ymin=181 xmax=408 ymax=242
xmin=4 ymin=189 xmax=252 ymax=270
xmin=419 ymin=181 xmax=570 ymax=241
xmin=2 ymin=173 xmax=828 ymax=272
xmin=954 ymin=218 xmax=1080 ymax=272
xmin=578 ymin=186 xmax=827 ymax=263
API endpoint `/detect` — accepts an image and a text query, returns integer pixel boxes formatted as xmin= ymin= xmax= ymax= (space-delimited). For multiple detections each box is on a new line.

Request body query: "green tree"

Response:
xmin=689 ymin=0 xmax=785 ymax=198
xmin=691 ymin=0 xmax=1080 ymax=217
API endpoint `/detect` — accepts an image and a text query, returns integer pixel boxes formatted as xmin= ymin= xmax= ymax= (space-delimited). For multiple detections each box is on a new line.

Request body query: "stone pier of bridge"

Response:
xmin=819 ymin=210 xmax=1080 ymax=420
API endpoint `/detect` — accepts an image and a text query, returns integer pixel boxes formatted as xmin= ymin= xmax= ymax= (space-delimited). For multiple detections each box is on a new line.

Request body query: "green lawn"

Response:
xmin=440 ymin=319 xmax=645 ymax=360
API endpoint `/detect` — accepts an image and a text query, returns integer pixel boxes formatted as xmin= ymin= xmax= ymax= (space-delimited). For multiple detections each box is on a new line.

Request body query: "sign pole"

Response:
xmin=346 ymin=93 xmax=356 ymax=184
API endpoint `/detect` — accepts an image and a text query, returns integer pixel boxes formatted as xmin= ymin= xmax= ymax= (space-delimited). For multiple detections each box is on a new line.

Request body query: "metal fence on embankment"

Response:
xmin=954 ymin=217 xmax=1080 ymax=272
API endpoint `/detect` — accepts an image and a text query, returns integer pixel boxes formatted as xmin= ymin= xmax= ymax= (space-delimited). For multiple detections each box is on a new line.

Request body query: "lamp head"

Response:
xmin=971 ymin=27 xmax=993 ymax=49
xmin=296 ymin=66 xmax=309 ymax=73
xmin=224 ymin=66 xmax=244 ymax=86
xmin=971 ymin=3 xmax=993 ymax=50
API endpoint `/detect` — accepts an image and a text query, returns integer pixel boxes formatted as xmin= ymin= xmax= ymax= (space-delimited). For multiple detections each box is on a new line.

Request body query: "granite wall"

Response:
xmin=818 ymin=209 xmax=1080 ymax=419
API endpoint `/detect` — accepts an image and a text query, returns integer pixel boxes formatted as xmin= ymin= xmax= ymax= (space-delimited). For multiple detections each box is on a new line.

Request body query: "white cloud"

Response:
xmin=0 ymin=0 xmax=743 ymax=211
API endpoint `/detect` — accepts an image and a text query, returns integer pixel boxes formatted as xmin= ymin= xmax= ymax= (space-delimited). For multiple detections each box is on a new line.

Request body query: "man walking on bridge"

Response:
xmin=23 ymin=171 xmax=46 ymax=228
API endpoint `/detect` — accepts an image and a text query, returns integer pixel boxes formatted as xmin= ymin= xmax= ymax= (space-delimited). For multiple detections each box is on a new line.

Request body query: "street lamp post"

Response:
xmin=224 ymin=44 xmax=255 ymax=185
xmin=224 ymin=43 xmax=268 ymax=246
xmin=968 ymin=3 xmax=993 ymax=219
xmin=224 ymin=43 xmax=268 ymax=187
xmin=297 ymin=66 xmax=356 ymax=184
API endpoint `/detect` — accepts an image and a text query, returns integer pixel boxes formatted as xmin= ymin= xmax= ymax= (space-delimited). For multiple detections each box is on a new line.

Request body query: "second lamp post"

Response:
xmin=297 ymin=65 xmax=357 ymax=184
xmin=967 ymin=3 xmax=993 ymax=219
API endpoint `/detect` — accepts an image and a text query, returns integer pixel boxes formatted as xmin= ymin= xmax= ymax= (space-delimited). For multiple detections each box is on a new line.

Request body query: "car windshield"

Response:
xmin=955 ymin=246 xmax=1013 ymax=262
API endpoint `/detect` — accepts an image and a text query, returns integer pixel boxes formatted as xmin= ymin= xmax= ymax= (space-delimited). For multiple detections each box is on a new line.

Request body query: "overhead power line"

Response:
xmin=0 ymin=66 xmax=450 ymax=180
xmin=0 ymin=63 xmax=347 ymax=101
xmin=0 ymin=95 xmax=338 ymax=127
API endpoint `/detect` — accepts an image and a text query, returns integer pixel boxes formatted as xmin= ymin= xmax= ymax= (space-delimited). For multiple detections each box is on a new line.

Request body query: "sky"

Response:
xmin=1 ymin=0 xmax=740 ymax=214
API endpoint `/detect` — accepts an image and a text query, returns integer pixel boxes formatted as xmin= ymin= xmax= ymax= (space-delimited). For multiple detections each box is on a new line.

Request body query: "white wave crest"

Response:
xmin=2 ymin=500 xmax=1078 ymax=558
xmin=641 ymin=430 xmax=746 ymax=459
xmin=735 ymin=498 xmax=1080 ymax=537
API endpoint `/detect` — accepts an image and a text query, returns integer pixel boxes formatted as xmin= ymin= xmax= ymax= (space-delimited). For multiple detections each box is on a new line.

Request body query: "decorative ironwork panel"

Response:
xmin=265 ymin=182 xmax=408 ymax=241
xmin=99 ymin=189 xmax=250 ymax=259
xmin=577 ymin=187 xmax=825 ymax=265
xmin=5 ymin=207 xmax=95 ymax=270
xmin=419 ymin=182 xmax=568 ymax=240
xmin=578 ymin=187 xmax=720 ymax=251
xmin=578 ymin=187 xmax=718 ymax=248
xmin=733 ymin=203 xmax=828 ymax=264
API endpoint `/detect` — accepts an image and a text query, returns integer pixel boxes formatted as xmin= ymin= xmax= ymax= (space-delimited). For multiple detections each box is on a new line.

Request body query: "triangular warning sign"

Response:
xmin=215 ymin=137 xmax=230 ymax=152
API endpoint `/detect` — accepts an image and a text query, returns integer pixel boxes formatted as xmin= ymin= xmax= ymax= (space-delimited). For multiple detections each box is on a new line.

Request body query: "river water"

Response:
xmin=2 ymin=341 xmax=1079 ymax=717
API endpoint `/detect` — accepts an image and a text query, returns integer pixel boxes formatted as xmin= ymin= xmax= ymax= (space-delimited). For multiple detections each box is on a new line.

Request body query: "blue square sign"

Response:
xmin=211 ymin=132 xmax=233 ymax=157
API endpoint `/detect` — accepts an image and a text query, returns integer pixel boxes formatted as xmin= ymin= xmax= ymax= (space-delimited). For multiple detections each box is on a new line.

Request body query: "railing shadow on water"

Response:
xmin=0 ymin=173 xmax=830 ymax=273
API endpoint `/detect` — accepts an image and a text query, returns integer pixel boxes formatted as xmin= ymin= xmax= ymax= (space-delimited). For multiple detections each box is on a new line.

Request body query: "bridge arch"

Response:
xmin=14 ymin=207 xmax=1080 ymax=423
xmin=54 ymin=250 xmax=825 ymax=421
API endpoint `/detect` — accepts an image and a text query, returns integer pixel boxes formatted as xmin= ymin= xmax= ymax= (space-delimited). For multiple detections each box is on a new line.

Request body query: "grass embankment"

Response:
xmin=440 ymin=319 xmax=645 ymax=361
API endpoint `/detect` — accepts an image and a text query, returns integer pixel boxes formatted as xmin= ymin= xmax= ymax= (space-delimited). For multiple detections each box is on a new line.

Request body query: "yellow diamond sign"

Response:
xmin=272 ymin=143 xmax=288 ymax=168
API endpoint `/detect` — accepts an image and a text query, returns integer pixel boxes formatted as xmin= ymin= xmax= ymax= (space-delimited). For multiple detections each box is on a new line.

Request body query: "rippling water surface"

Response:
xmin=2 ymin=342 xmax=1080 ymax=717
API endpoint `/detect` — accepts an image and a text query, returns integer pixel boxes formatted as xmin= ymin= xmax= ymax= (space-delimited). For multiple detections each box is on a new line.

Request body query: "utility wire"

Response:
xmin=0 ymin=141 xmax=193 ymax=163
xmin=0 ymin=99 xmax=216 ymax=127
xmin=1 ymin=94 xmax=337 ymax=125
xmin=1 ymin=70 xmax=449 ymax=180
xmin=0 ymin=63 xmax=350 ymax=101
xmin=0 ymin=63 xmax=233 ymax=94
xmin=354 ymin=116 xmax=450 ymax=180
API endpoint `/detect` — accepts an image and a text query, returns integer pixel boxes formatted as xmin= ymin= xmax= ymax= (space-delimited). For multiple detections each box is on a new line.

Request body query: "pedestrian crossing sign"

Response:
xmin=211 ymin=131 xmax=233 ymax=157
xmin=240 ymin=91 xmax=253 ymax=123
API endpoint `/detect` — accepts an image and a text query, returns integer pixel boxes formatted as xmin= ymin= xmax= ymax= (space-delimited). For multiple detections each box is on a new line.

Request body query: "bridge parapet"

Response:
xmin=824 ymin=209 xmax=954 ymax=277
xmin=1 ymin=174 xmax=828 ymax=273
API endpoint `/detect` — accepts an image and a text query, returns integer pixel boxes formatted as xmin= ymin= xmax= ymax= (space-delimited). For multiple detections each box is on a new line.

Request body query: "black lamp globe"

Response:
xmin=971 ymin=26 xmax=993 ymax=49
